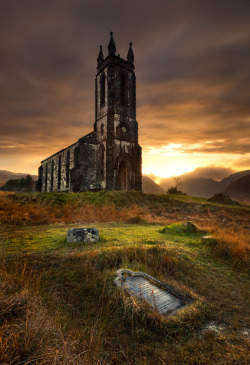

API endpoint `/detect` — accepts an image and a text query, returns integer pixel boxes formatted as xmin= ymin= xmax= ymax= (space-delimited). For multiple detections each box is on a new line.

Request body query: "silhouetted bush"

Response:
xmin=167 ymin=186 xmax=186 ymax=195
xmin=0 ymin=175 xmax=34 ymax=192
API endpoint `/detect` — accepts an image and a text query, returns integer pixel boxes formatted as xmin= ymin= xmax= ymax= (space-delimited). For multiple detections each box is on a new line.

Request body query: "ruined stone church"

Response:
xmin=37 ymin=32 xmax=142 ymax=192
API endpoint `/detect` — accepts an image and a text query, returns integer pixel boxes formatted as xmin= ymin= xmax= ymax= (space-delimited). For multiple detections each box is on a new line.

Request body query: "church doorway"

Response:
xmin=118 ymin=160 xmax=129 ymax=190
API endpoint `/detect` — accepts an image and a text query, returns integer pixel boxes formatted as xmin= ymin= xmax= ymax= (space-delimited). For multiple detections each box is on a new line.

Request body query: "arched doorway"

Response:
xmin=118 ymin=160 xmax=128 ymax=190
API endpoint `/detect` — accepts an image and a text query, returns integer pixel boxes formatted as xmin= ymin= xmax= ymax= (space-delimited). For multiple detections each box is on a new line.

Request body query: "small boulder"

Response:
xmin=201 ymin=236 xmax=217 ymax=246
xmin=67 ymin=228 xmax=99 ymax=243
xmin=182 ymin=221 xmax=198 ymax=233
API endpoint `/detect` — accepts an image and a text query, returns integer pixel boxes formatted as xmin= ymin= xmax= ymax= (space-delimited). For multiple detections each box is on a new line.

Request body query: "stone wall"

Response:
xmin=71 ymin=140 xmax=99 ymax=192
xmin=40 ymin=143 xmax=77 ymax=192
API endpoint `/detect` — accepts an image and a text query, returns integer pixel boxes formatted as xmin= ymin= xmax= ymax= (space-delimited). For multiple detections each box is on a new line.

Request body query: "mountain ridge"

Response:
xmin=224 ymin=174 xmax=250 ymax=203
xmin=155 ymin=169 xmax=250 ymax=198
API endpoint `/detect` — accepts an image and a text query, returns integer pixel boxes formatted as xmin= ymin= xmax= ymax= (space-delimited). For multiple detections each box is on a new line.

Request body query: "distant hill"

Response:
xmin=218 ymin=170 xmax=250 ymax=191
xmin=178 ymin=177 xmax=220 ymax=197
xmin=142 ymin=176 xmax=165 ymax=194
xmin=224 ymin=174 xmax=250 ymax=203
xmin=0 ymin=170 xmax=38 ymax=187
xmin=157 ymin=169 xmax=250 ymax=198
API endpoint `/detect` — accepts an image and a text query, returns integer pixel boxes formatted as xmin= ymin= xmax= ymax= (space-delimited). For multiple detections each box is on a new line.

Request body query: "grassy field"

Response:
xmin=0 ymin=192 xmax=249 ymax=364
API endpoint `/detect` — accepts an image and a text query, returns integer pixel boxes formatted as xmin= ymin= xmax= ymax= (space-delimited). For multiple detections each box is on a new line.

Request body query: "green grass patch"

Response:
xmin=160 ymin=221 xmax=205 ymax=236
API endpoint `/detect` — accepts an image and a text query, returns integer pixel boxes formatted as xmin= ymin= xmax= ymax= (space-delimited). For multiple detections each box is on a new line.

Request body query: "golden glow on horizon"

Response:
xmin=1 ymin=143 xmax=250 ymax=179
xmin=142 ymin=144 xmax=250 ymax=179
xmin=142 ymin=158 xmax=197 ymax=179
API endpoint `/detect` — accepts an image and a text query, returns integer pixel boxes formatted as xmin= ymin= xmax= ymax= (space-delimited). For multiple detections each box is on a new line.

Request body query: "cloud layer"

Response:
xmin=0 ymin=0 xmax=249 ymax=174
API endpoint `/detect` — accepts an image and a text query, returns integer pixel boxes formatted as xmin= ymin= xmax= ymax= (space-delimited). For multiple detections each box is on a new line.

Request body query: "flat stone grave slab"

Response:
xmin=114 ymin=269 xmax=192 ymax=316
xmin=67 ymin=228 xmax=99 ymax=243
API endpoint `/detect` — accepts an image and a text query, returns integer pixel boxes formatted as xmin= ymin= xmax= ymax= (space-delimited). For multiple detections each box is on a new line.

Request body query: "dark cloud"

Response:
xmin=0 ymin=0 xmax=249 ymax=173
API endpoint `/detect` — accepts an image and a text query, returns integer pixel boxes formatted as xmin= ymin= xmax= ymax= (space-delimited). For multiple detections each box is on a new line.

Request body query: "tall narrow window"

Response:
xmin=45 ymin=163 xmax=48 ymax=192
xmin=50 ymin=160 xmax=54 ymax=192
xmin=100 ymin=73 xmax=105 ymax=108
xmin=121 ymin=72 xmax=128 ymax=106
xmin=66 ymin=151 xmax=70 ymax=188
xmin=98 ymin=144 xmax=105 ymax=181
xmin=58 ymin=155 xmax=61 ymax=190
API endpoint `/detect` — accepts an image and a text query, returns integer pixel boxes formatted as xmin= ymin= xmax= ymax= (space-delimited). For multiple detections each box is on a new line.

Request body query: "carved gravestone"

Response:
xmin=67 ymin=228 xmax=99 ymax=243
xmin=114 ymin=269 xmax=192 ymax=316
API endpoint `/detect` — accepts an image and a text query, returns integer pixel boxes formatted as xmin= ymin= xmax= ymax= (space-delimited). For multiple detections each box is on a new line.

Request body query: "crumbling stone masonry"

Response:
xmin=37 ymin=32 xmax=142 ymax=192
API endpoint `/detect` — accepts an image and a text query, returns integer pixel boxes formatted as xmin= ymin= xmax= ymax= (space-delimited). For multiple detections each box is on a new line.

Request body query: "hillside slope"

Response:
xmin=142 ymin=176 xmax=165 ymax=194
xmin=224 ymin=174 xmax=250 ymax=203
xmin=158 ymin=169 xmax=250 ymax=198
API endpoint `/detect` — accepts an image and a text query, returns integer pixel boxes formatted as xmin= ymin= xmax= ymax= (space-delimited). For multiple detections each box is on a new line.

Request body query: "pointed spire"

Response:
xmin=127 ymin=42 xmax=134 ymax=64
xmin=108 ymin=31 xmax=116 ymax=56
xmin=97 ymin=45 xmax=104 ymax=66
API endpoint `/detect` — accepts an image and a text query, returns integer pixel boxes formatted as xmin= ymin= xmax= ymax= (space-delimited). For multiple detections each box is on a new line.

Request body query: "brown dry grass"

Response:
xmin=0 ymin=259 xmax=106 ymax=365
xmin=1 ymin=191 xmax=249 ymax=363
xmin=0 ymin=195 xmax=172 ymax=228
xmin=0 ymin=239 xmax=249 ymax=365
xmin=0 ymin=199 xmax=146 ymax=226
xmin=202 ymin=223 xmax=249 ymax=268
xmin=1 ymin=191 xmax=249 ymax=269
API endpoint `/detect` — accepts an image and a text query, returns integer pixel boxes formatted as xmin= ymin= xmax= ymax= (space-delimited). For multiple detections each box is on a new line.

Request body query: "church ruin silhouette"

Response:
xmin=37 ymin=32 xmax=142 ymax=192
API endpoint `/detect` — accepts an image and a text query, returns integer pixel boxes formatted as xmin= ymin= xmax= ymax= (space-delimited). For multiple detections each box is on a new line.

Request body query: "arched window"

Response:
xmin=58 ymin=155 xmax=61 ymax=190
xmin=121 ymin=72 xmax=128 ymax=106
xmin=66 ymin=151 xmax=70 ymax=188
xmin=50 ymin=160 xmax=54 ymax=192
xmin=45 ymin=163 xmax=48 ymax=192
xmin=100 ymin=73 xmax=106 ymax=108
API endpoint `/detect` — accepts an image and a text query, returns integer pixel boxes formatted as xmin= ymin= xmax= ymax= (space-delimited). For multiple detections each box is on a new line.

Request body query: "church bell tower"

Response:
xmin=94 ymin=32 xmax=142 ymax=191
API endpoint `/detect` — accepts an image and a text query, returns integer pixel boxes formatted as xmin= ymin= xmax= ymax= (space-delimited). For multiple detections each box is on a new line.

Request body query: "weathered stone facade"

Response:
xmin=37 ymin=32 xmax=142 ymax=192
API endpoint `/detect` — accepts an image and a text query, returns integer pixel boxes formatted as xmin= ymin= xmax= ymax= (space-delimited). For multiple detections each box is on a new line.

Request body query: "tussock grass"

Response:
xmin=0 ymin=191 xmax=249 ymax=363
xmin=160 ymin=221 xmax=249 ymax=269
xmin=203 ymin=225 xmax=250 ymax=269
xmin=0 ymin=198 xmax=153 ymax=226
xmin=0 ymin=232 xmax=249 ymax=364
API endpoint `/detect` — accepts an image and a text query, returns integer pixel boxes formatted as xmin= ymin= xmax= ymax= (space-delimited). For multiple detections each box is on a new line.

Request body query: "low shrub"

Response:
xmin=167 ymin=186 xmax=186 ymax=195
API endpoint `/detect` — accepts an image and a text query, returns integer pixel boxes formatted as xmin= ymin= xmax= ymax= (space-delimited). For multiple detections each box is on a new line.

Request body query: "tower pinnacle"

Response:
xmin=108 ymin=31 xmax=116 ymax=56
xmin=127 ymin=42 xmax=134 ymax=64
xmin=97 ymin=45 xmax=104 ymax=66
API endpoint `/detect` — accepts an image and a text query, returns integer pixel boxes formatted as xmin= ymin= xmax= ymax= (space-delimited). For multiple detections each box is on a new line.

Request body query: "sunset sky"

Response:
xmin=0 ymin=0 xmax=250 ymax=178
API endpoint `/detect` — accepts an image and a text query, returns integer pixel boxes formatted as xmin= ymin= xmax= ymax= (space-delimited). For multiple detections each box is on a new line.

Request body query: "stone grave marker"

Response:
xmin=114 ymin=269 xmax=192 ymax=316
xmin=67 ymin=228 xmax=99 ymax=243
